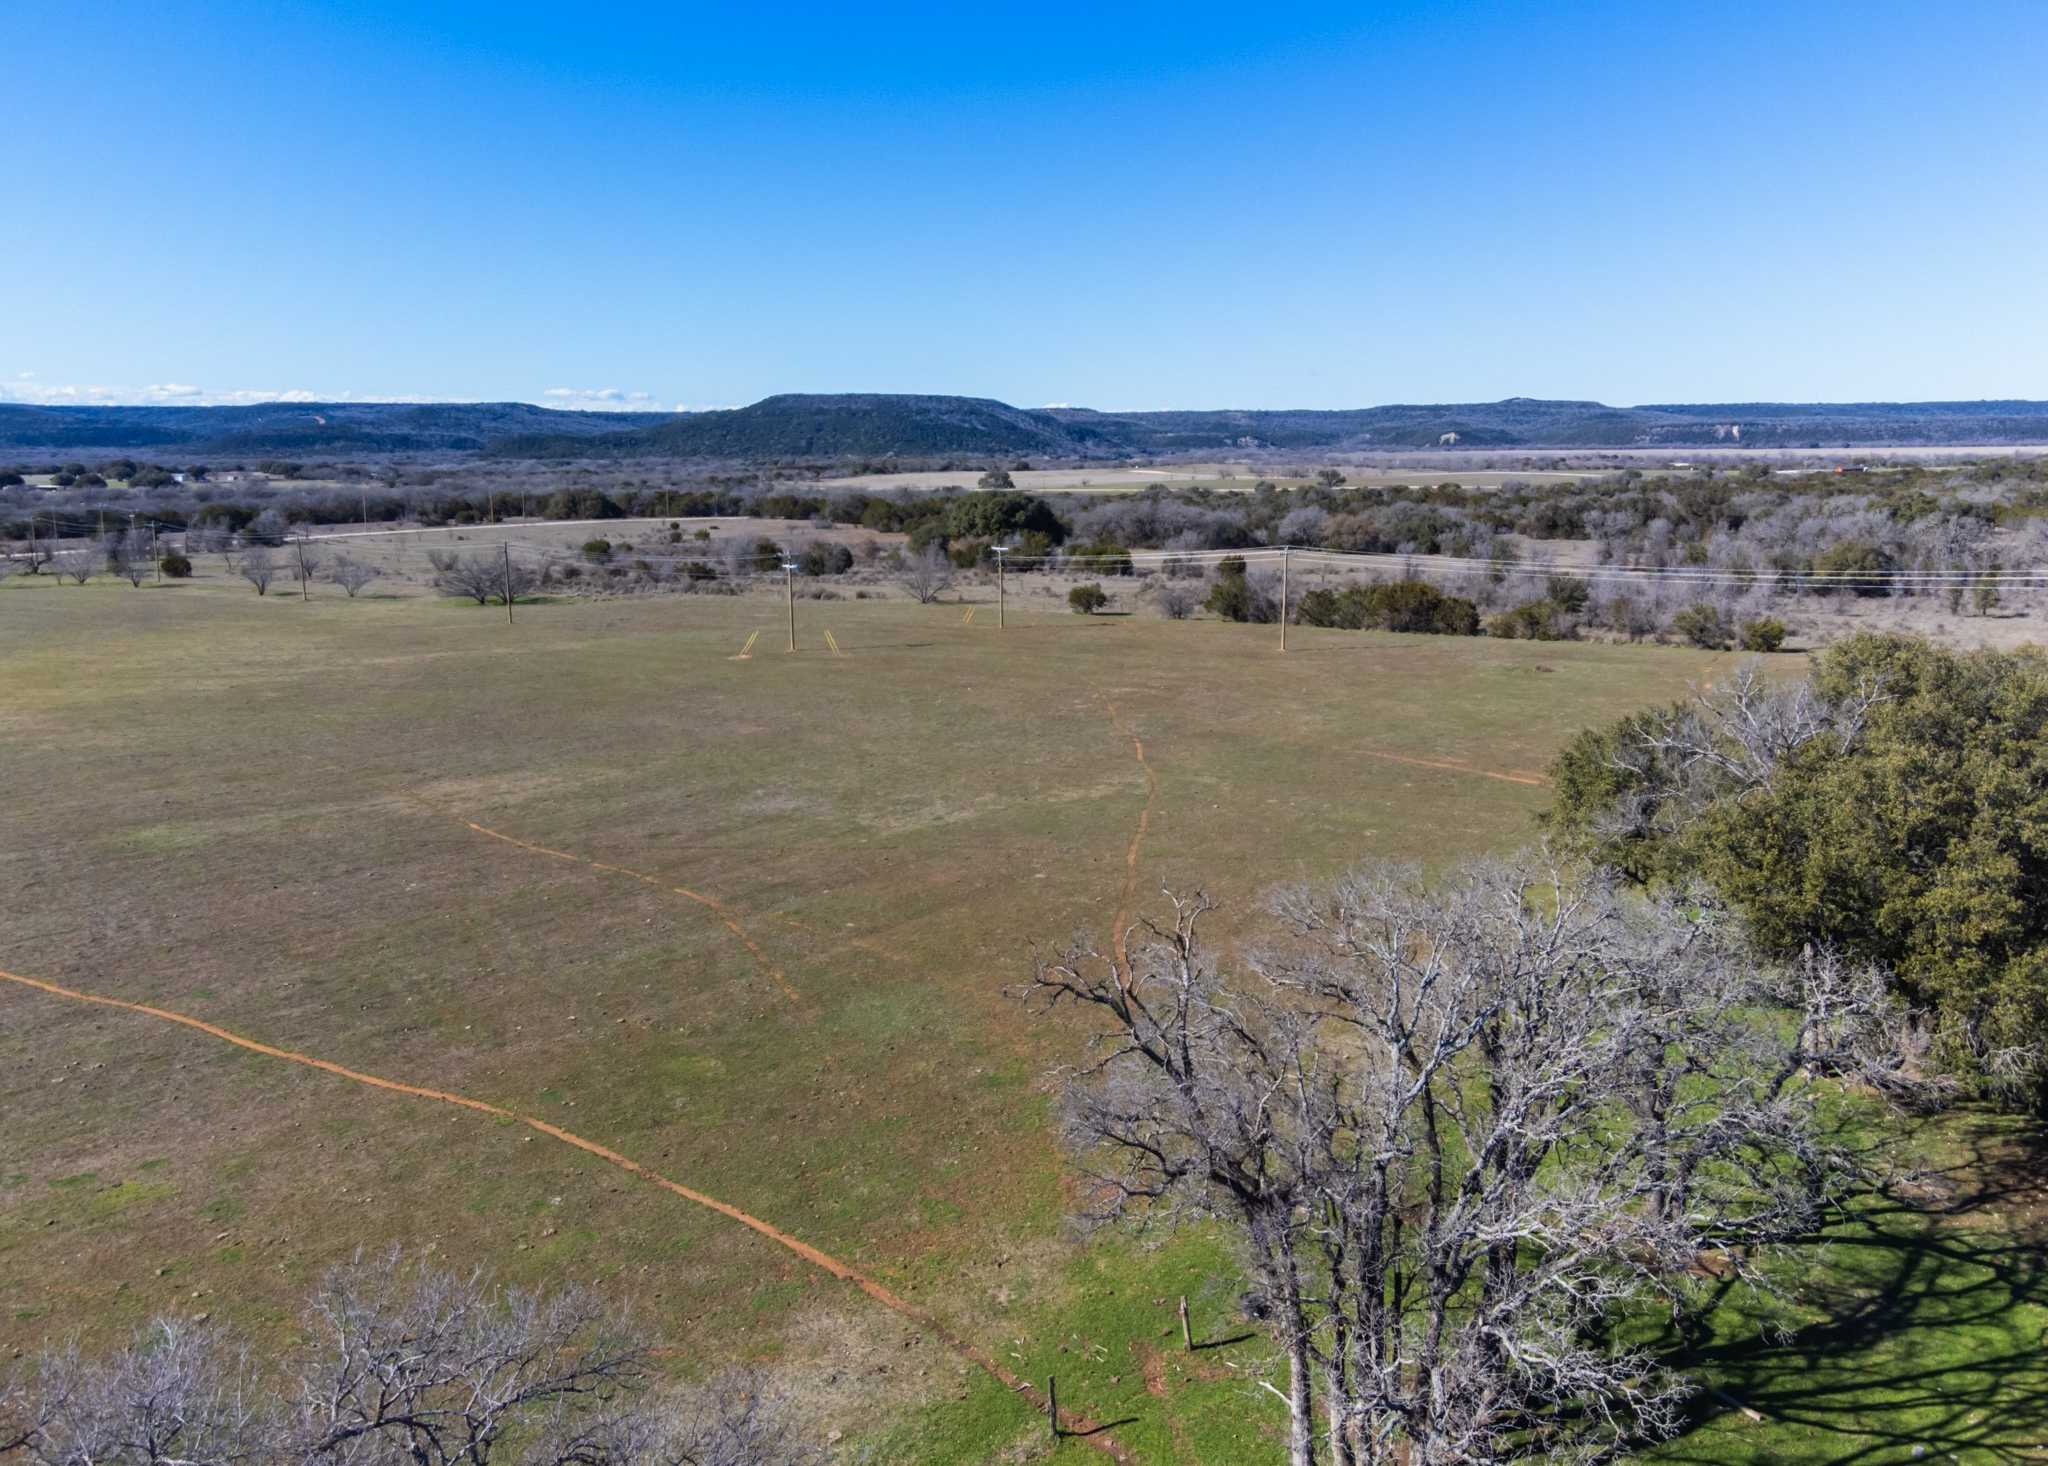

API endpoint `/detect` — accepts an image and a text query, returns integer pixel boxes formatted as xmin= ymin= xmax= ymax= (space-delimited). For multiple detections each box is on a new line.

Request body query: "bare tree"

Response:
xmin=291 ymin=1253 xmax=644 ymax=1466
xmin=327 ymin=555 xmax=380 ymax=598
xmin=433 ymin=553 xmax=537 ymax=606
xmin=1027 ymin=891 xmax=1327 ymax=1464
xmin=237 ymin=546 xmax=278 ymax=596
xmin=631 ymin=1372 xmax=828 ymax=1466
xmin=1025 ymin=857 xmax=1914 ymax=1466
xmin=1588 ymin=659 xmax=1889 ymax=854
xmin=111 ymin=530 xmax=153 ymax=588
xmin=1150 ymin=578 xmax=1200 ymax=620
xmin=3 ymin=1323 xmax=276 ymax=1466
xmin=48 ymin=547 xmax=96 ymax=585
xmin=895 ymin=544 xmax=954 ymax=604
xmin=2 ymin=1259 xmax=823 ymax=1466
xmin=287 ymin=539 xmax=324 ymax=590
xmin=12 ymin=533 xmax=53 ymax=575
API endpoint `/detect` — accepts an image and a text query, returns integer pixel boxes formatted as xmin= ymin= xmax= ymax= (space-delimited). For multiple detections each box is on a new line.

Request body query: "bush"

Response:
xmin=580 ymin=538 xmax=613 ymax=562
xmin=1296 ymin=580 xmax=1479 ymax=636
xmin=158 ymin=552 xmax=193 ymax=579
xmin=1069 ymin=583 xmax=1109 ymax=615
xmin=799 ymin=542 xmax=854 ymax=576
xmin=1739 ymin=616 xmax=1788 ymax=652
xmin=1544 ymin=634 xmax=2048 ymax=1095
xmin=1065 ymin=540 xmax=1134 ymax=576
xmin=1487 ymin=598 xmax=1575 ymax=641
xmin=1670 ymin=602 xmax=1733 ymax=650
xmin=1811 ymin=540 xmax=1897 ymax=596
xmin=1205 ymin=570 xmax=1256 ymax=622
xmin=946 ymin=489 xmax=1062 ymax=544
xmin=1544 ymin=574 xmax=1591 ymax=614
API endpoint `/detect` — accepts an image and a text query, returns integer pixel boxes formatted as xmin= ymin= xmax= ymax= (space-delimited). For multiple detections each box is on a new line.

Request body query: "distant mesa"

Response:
xmin=3 ymin=393 xmax=2047 ymax=457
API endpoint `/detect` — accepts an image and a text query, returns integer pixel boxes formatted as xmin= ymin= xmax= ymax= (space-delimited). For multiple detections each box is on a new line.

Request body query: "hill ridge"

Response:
xmin=7 ymin=392 xmax=2048 ymax=457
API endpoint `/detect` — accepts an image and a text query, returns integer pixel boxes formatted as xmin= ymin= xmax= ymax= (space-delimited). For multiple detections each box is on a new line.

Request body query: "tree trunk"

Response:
xmin=1287 ymin=1333 xmax=1317 ymax=1466
xmin=1265 ymin=1221 xmax=1320 ymax=1466
xmin=1325 ymin=1316 xmax=1355 ymax=1466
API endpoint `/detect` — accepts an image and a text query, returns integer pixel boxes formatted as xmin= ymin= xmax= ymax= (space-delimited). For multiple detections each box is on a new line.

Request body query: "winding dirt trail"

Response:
xmin=408 ymin=799 xmax=801 ymax=1005
xmin=1355 ymin=748 xmax=1547 ymax=787
xmin=758 ymin=911 xmax=911 ymax=967
xmin=0 ymin=966 xmax=1130 ymax=1458
xmin=1104 ymin=702 xmax=1160 ymax=981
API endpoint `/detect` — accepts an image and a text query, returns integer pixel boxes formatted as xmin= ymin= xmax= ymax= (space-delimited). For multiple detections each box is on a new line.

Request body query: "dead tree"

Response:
xmin=327 ymin=555 xmax=380 ymax=598
xmin=290 ymin=1253 xmax=644 ymax=1466
xmin=1024 ymin=895 xmax=1335 ymax=1466
xmin=433 ymin=553 xmax=536 ymax=606
xmin=1150 ymin=579 xmax=1201 ymax=620
xmin=48 ymin=548 xmax=96 ymax=585
xmin=111 ymin=530 xmax=153 ymax=587
xmin=2 ymin=1323 xmax=275 ymax=1466
xmin=287 ymin=540 xmax=324 ymax=589
xmin=896 ymin=544 xmax=954 ymax=604
xmin=1029 ymin=856 xmax=1919 ymax=1466
xmin=3 ymin=1256 xmax=822 ymax=1466
xmin=237 ymin=546 xmax=278 ymax=596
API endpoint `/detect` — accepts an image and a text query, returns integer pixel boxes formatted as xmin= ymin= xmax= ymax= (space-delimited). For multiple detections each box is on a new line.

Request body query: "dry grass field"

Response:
xmin=6 ymin=572 xmax=2044 ymax=1462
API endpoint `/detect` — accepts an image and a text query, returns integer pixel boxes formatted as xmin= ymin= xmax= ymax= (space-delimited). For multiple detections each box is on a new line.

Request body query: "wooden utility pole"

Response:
xmin=501 ymin=543 xmax=515 ymax=624
xmin=994 ymin=545 xmax=1008 ymax=628
xmin=151 ymin=522 xmax=161 ymax=585
xmin=1046 ymin=1376 xmax=1058 ymax=1441
xmin=1280 ymin=545 xmax=1290 ymax=652
xmin=784 ymin=563 xmax=797 ymax=651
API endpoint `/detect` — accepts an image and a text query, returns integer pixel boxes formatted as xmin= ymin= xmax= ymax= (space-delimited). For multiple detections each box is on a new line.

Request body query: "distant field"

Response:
xmin=805 ymin=464 xmax=1604 ymax=495
xmin=5 ymin=575 xmax=2040 ymax=1461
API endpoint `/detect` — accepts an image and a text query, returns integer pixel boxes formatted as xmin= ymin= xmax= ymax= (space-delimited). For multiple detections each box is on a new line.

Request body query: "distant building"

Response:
xmin=1438 ymin=431 xmax=1460 ymax=446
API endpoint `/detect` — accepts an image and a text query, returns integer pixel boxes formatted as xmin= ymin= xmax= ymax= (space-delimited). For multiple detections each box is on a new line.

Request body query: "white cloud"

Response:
xmin=540 ymin=386 xmax=668 ymax=411
xmin=0 ymin=379 xmax=453 ymax=408
xmin=0 ymin=377 xmax=688 ymax=412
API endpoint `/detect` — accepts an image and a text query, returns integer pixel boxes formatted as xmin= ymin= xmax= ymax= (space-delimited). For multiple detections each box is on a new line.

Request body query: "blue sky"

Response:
xmin=5 ymin=0 xmax=2044 ymax=411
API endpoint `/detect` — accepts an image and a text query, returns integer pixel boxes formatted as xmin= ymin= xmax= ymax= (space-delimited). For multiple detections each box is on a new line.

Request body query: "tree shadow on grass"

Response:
xmin=1657 ymin=1115 xmax=2048 ymax=1464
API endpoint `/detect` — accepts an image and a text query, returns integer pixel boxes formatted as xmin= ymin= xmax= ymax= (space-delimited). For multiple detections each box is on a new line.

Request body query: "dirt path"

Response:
xmin=1355 ymin=748 xmax=1547 ymax=787
xmin=1104 ymin=702 xmax=1160 ymax=981
xmin=0 ymin=965 xmax=1130 ymax=1459
xmin=409 ymin=799 xmax=802 ymax=1005
xmin=759 ymin=910 xmax=912 ymax=967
